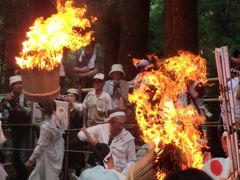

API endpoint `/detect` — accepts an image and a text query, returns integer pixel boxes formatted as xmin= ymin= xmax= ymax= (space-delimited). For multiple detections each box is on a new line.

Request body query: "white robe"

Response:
xmin=78 ymin=123 xmax=136 ymax=175
xmin=28 ymin=112 xmax=67 ymax=180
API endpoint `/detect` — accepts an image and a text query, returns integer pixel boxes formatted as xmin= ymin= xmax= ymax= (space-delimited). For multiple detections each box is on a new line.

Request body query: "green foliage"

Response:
xmin=149 ymin=0 xmax=240 ymax=77
xmin=148 ymin=0 xmax=163 ymax=56
xmin=198 ymin=0 xmax=240 ymax=77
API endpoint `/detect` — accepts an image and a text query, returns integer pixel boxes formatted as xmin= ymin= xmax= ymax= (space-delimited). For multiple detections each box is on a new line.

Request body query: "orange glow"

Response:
xmin=129 ymin=51 xmax=207 ymax=179
xmin=16 ymin=0 xmax=95 ymax=71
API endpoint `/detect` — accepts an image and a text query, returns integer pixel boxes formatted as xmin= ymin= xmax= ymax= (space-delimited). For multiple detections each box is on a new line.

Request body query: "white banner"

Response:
xmin=32 ymin=100 xmax=69 ymax=126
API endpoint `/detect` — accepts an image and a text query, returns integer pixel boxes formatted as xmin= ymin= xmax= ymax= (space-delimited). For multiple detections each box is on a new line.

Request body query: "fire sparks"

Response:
xmin=16 ymin=0 xmax=95 ymax=71
xmin=129 ymin=51 xmax=207 ymax=179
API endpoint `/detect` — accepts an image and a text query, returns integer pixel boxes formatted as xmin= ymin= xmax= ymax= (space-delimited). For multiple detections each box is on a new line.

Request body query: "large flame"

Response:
xmin=16 ymin=0 xmax=96 ymax=71
xmin=129 ymin=51 xmax=207 ymax=179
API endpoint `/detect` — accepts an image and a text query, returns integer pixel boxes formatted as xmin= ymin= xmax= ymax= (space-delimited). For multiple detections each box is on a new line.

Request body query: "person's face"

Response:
xmin=110 ymin=116 xmax=126 ymax=137
xmin=111 ymin=71 xmax=123 ymax=81
xmin=65 ymin=93 xmax=77 ymax=103
xmin=93 ymin=79 xmax=104 ymax=90
xmin=11 ymin=81 xmax=23 ymax=94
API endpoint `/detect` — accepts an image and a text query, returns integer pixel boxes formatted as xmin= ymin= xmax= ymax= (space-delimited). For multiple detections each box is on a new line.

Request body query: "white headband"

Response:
xmin=104 ymin=111 xmax=126 ymax=122
xmin=109 ymin=111 xmax=126 ymax=119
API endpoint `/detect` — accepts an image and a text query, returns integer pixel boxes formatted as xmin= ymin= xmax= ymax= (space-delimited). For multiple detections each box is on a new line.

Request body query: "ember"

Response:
xmin=129 ymin=51 xmax=207 ymax=179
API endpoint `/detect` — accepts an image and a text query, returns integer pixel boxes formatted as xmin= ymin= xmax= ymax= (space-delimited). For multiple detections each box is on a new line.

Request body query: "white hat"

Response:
xmin=66 ymin=88 xmax=79 ymax=96
xmin=137 ymin=59 xmax=149 ymax=68
xmin=93 ymin=73 xmax=105 ymax=80
xmin=109 ymin=64 xmax=125 ymax=76
xmin=105 ymin=111 xmax=126 ymax=122
xmin=9 ymin=75 xmax=22 ymax=86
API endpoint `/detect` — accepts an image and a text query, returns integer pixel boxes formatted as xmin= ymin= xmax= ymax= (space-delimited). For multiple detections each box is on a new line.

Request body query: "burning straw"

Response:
xmin=129 ymin=51 xmax=207 ymax=179
xmin=16 ymin=0 xmax=96 ymax=71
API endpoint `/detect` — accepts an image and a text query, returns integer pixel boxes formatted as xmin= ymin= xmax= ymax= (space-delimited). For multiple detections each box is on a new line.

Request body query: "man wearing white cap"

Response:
xmin=78 ymin=111 xmax=136 ymax=175
xmin=103 ymin=64 xmax=129 ymax=109
xmin=0 ymin=75 xmax=31 ymax=180
xmin=75 ymin=73 xmax=112 ymax=127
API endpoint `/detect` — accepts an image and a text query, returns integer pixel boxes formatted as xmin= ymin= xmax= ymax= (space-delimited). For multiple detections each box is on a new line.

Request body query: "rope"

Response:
xmin=0 ymin=147 xmax=93 ymax=154
xmin=0 ymin=123 xmax=224 ymax=129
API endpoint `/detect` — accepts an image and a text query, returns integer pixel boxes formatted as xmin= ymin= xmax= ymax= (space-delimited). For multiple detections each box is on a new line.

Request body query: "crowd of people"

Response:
xmin=0 ymin=42 xmax=147 ymax=180
xmin=0 ymin=45 xmax=237 ymax=180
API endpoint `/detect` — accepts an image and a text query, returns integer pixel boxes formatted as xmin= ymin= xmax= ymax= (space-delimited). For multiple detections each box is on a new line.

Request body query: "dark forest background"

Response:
xmin=0 ymin=0 xmax=240 ymax=86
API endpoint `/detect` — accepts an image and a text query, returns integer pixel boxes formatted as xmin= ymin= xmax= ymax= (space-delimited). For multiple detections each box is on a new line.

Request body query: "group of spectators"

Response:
xmin=0 ymin=43 xmax=228 ymax=180
xmin=0 ymin=41 xmax=148 ymax=180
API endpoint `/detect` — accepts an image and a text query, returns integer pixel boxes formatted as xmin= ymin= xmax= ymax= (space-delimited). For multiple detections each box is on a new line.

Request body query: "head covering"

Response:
xmin=66 ymin=88 xmax=79 ymax=96
xmin=93 ymin=73 xmax=105 ymax=80
xmin=38 ymin=99 xmax=56 ymax=115
xmin=137 ymin=59 xmax=150 ymax=68
xmin=109 ymin=64 xmax=125 ymax=76
xmin=9 ymin=75 xmax=22 ymax=86
xmin=105 ymin=111 xmax=126 ymax=122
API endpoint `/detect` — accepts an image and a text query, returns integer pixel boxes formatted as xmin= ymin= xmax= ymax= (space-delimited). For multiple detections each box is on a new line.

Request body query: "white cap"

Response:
xmin=105 ymin=111 xmax=126 ymax=122
xmin=137 ymin=59 xmax=149 ymax=68
xmin=109 ymin=64 xmax=125 ymax=76
xmin=66 ymin=88 xmax=79 ymax=96
xmin=93 ymin=73 xmax=105 ymax=80
xmin=9 ymin=75 xmax=22 ymax=86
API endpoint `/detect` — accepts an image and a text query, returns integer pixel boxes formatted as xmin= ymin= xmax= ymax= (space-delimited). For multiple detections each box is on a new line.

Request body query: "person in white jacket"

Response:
xmin=25 ymin=99 xmax=68 ymax=180
xmin=78 ymin=111 xmax=136 ymax=175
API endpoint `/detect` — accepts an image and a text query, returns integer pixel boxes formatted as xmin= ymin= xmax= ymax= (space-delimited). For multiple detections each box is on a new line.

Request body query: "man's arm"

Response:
xmin=73 ymin=66 xmax=90 ymax=73
xmin=76 ymin=68 xmax=99 ymax=78
xmin=77 ymin=125 xmax=100 ymax=142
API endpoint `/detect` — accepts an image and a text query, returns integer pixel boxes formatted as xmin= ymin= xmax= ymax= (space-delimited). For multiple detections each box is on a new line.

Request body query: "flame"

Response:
xmin=16 ymin=0 xmax=95 ymax=71
xmin=129 ymin=51 xmax=207 ymax=179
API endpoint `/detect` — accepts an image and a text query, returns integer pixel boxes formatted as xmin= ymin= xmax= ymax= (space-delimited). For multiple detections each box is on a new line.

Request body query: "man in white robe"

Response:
xmin=25 ymin=100 xmax=68 ymax=180
xmin=78 ymin=111 xmax=136 ymax=175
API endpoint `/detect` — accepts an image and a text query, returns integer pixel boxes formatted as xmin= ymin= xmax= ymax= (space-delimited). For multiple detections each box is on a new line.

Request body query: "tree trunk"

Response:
xmin=118 ymin=0 xmax=150 ymax=80
xmin=101 ymin=0 xmax=123 ymax=76
xmin=164 ymin=0 xmax=198 ymax=57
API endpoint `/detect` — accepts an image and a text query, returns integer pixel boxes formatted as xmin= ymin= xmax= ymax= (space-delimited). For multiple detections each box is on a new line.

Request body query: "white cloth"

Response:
xmin=0 ymin=165 xmax=7 ymax=180
xmin=0 ymin=121 xmax=7 ymax=180
xmin=228 ymin=77 xmax=240 ymax=117
xmin=202 ymin=157 xmax=232 ymax=179
xmin=78 ymin=48 xmax=96 ymax=69
xmin=104 ymin=111 xmax=126 ymax=123
xmin=75 ymin=90 xmax=112 ymax=126
xmin=78 ymin=123 xmax=136 ymax=175
xmin=0 ymin=121 xmax=6 ymax=145
xmin=28 ymin=114 xmax=66 ymax=180
xmin=78 ymin=165 xmax=119 ymax=180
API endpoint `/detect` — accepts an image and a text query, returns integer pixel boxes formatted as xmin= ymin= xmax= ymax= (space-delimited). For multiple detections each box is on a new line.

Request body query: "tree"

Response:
xmin=118 ymin=0 xmax=150 ymax=80
xmin=148 ymin=0 xmax=164 ymax=56
xmin=164 ymin=0 xmax=198 ymax=57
